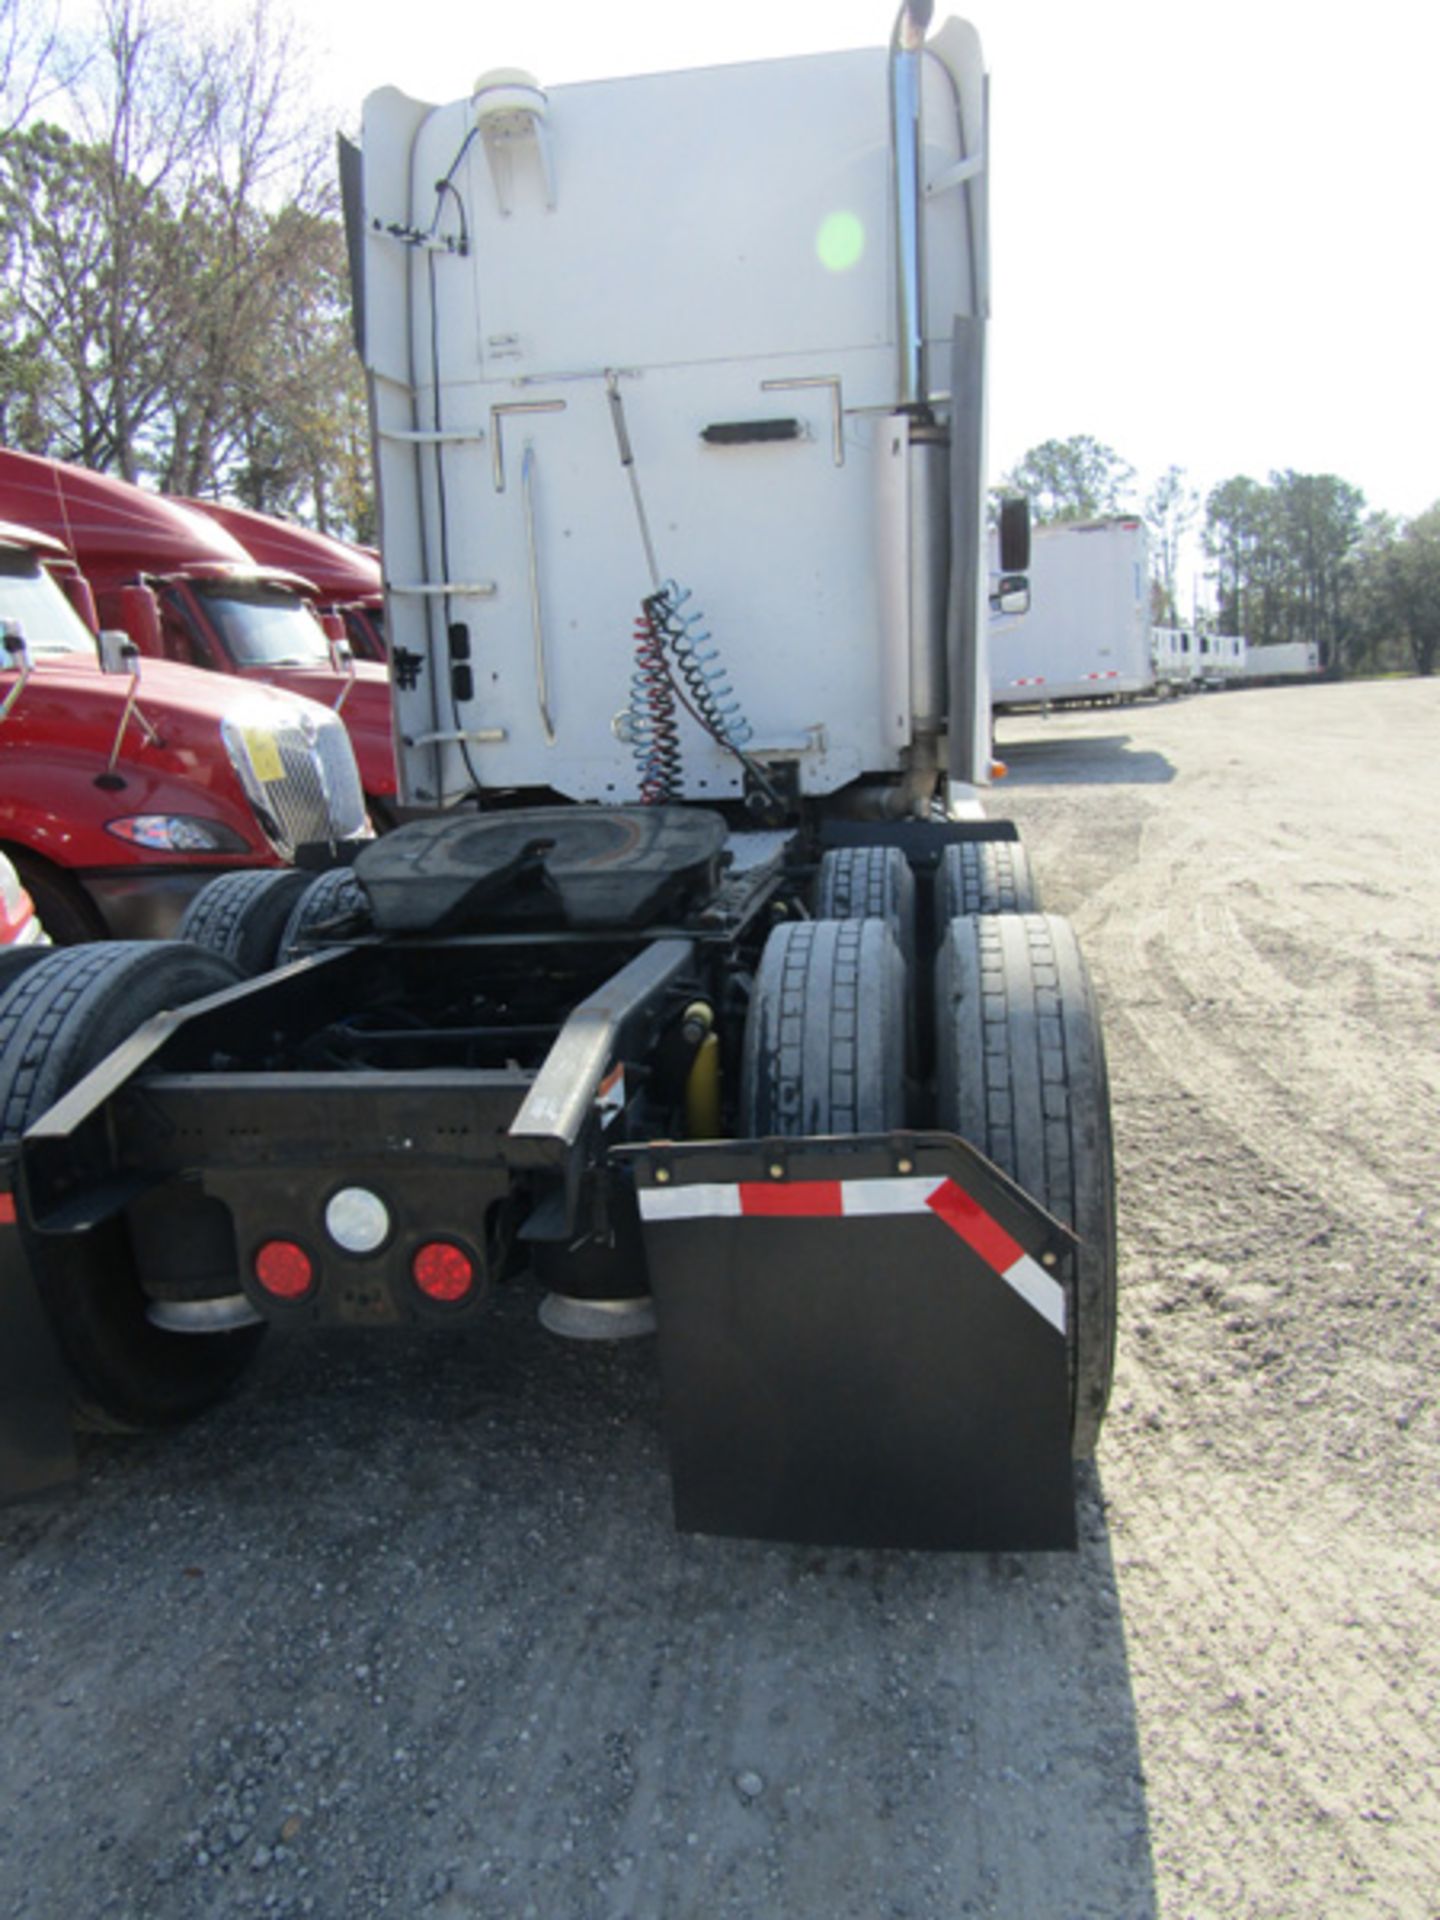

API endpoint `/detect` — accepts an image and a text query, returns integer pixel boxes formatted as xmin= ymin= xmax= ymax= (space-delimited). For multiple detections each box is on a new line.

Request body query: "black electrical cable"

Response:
xmin=433 ymin=176 xmax=470 ymax=255
xmin=428 ymin=127 xmax=478 ymax=244
xmin=421 ymin=125 xmax=486 ymax=798
xmin=427 ymin=245 xmax=485 ymax=799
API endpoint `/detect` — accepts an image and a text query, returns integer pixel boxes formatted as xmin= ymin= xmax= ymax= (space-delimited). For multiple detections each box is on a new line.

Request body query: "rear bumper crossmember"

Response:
xmin=4 ymin=936 xmax=1081 ymax=1548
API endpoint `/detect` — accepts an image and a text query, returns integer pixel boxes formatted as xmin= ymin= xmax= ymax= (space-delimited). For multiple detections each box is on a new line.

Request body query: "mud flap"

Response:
xmin=621 ymin=1133 xmax=1076 ymax=1551
xmin=0 ymin=1178 xmax=78 ymax=1502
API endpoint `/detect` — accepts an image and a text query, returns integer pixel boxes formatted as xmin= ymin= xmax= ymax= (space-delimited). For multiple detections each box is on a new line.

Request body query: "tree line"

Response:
xmin=0 ymin=0 xmax=371 ymax=538
xmin=999 ymin=435 xmax=1439 ymax=677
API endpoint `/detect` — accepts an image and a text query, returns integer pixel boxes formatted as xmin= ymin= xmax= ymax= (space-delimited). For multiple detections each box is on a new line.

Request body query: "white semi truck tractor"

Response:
xmin=0 ymin=5 xmax=1115 ymax=1549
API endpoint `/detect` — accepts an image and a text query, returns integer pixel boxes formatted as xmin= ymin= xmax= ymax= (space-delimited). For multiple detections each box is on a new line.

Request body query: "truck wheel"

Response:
xmin=7 ymin=853 xmax=106 ymax=946
xmin=0 ymin=943 xmax=263 ymax=1430
xmin=177 ymin=869 xmax=312 ymax=975
xmin=934 ymin=913 xmax=1116 ymax=1454
xmin=276 ymin=868 xmax=371 ymax=964
xmin=0 ymin=951 xmax=50 ymax=998
xmin=938 ymin=840 xmax=1041 ymax=920
xmin=741 ymin=917 xmax=908 ymax=1134
xmin=814 ymin=846 xmax=916 ymax=969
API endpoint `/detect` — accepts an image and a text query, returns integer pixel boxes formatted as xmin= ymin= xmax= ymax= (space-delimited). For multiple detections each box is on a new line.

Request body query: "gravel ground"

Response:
xmin=2 ymin=678 xmax=1437 ymax=1919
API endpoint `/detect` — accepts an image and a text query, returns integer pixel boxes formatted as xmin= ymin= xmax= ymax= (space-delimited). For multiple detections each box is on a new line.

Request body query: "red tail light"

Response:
xmin=254 ymin=1239 xmax=315 ymax=1300
xmin=412 ymin=1241 xmax=475 ymax=1303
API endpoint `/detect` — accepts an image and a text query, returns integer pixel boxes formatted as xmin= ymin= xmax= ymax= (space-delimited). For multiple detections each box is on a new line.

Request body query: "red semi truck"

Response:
xmin=0 ymin=516 xmax=370 ymax=942
xmin=0 ymin=449 xmax=400 ymax=823
xmin=179 ymin=499 xmax=388 ymax=664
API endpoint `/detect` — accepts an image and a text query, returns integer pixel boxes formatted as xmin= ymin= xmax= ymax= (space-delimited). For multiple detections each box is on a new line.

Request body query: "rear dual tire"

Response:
xmin=937 ymin=840 xmax=1040 ymax=920
xmin=177 ymin=868 xmax=312 ymax=975
xmin=934 ymin=913 xmax=1116 ymax=1453
xmin=0 ymin=943 xmax=262 ymax=1430
xmin=741 ymin=917 xmax=909 ymax=1135
xmin=814 ymin=847 xmax=917 ymax=970
xmin=277 ymin=868 xmax=370 ymax=964
xmin=178 ymin=867 xmax=372 ymax=974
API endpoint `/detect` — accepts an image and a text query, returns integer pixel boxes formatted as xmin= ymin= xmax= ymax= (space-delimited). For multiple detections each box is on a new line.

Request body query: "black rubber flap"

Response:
xmin=0 ymin=1199 xmax=78 ymax=1503
xmin=355 ymin=807 xmax=729 ymax=932
xmin=621 ymin=1133 xmax=1077 ymax=1552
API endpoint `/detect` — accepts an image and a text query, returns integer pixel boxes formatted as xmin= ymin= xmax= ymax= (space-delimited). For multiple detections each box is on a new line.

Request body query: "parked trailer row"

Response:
xmin=1152 ymin=627 xmax=1247 ymax=692
xmin=0 ymin=6 xmax=1117 ymax=1551
xmin=1240 ymin=641 xmax=1320 ymax=684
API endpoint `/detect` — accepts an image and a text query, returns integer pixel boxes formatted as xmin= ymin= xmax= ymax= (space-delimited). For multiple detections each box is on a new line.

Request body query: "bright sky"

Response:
xmin=291 ymin=0 xmax=1435 ymax=533
xmin=65 ymin=0 xmax=1440 ymax=541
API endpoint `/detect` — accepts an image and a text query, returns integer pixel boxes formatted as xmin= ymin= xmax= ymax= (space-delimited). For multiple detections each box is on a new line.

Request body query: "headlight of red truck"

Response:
xmin=104 ymin=816 xmax=254 ymax=853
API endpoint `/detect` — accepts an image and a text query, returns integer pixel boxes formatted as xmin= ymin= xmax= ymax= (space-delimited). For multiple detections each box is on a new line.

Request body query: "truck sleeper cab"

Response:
xmin=0 ymin=6 xmax=1117 ymax=1549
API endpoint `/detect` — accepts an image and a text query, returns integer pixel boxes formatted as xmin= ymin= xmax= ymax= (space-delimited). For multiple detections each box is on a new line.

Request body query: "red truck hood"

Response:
xmin=0 ymin=649 xmax=371 ymax=876
xmin=4 ymin=648 xmax=348 ymax=740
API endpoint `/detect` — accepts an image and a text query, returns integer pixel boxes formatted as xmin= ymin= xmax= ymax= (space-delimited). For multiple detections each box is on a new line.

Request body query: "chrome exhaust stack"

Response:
xmin=888 ymin=2 xmax=950 ymax=800
xmin=890 ymin=0 xmax=935 ymax=410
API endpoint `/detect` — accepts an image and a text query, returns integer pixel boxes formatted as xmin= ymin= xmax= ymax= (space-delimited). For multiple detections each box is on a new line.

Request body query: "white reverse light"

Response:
xmin=324 ymin=1186 xmax=391 ymax=1255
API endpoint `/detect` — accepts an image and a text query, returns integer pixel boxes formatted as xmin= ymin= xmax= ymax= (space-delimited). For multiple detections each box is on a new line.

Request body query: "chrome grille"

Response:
xmin=223 ymin=702 xmax=370 ymax=858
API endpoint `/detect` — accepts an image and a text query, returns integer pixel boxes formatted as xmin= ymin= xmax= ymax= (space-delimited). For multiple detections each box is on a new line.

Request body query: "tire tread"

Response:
xmin=0 ymin=942 xmax=261 ymax=1429
xmin=936 ymin=912 xmax=1115 ymax=1453
xmin=177 ymin=869 xmax=310 ymax=974
xmin=276 ymin=868 xmax=370 ymax=963
xmin=815 ymin=847 xmax=916 ymax=969
xmin=939 ymin=841 xmax=1041 ymax=920
xmin=742 ymin=917 xmax=907 ymax=1136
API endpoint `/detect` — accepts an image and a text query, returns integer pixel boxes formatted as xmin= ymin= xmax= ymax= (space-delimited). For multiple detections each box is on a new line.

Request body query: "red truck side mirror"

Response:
xmin=96 ymin=631 xmax=163 ymax=784
xmin=329 ymin=633 xmax=357 ymax=712
xmin=98 ymin=630 xmax=139 ymax=675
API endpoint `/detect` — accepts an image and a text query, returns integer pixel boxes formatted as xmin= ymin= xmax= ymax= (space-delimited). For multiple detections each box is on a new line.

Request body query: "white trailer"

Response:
xmin=991 ymin=517 xmax=1152 ymax=708
xmin=1240 ymin=641 xmax=1320 ymax=683
xmin=1197 ymin=630 xmax=1246 ymax=688
xmin=1150 ymin=625 xmax=1197 ymax=691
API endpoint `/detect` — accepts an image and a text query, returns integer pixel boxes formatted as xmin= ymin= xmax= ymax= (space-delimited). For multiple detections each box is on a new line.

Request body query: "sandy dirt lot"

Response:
xmin=2 ymin=678 xmax=1436 ymax=1919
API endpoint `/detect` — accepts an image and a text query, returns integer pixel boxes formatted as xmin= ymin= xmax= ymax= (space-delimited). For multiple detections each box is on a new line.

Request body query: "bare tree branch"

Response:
xmin=0 ymin=0 xmax=369 ymax=528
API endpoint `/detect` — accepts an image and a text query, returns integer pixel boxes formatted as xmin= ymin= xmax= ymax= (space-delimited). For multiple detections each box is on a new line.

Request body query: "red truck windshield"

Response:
xmin=0 ymin=553 xmax=97 ymax=661
xmin=194 ymin=584 xmax=332 ymax=669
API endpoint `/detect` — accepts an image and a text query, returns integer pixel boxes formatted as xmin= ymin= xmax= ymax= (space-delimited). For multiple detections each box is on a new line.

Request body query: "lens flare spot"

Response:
xmin=816 ymin=210 xmax=865 ymax=273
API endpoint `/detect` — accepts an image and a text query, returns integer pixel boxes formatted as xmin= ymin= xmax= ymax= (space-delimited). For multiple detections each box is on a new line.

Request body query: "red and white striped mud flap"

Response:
xmin=0 ymin=1166 xmax=78 ymax=1504
xmin=616 ymin=1133 xmax=1078 ymax=1552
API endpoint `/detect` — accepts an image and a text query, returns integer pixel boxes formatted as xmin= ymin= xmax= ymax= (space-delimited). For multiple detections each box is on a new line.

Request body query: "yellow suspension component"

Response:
xmin=683 ymin=1006 xmax=721 ymax=1136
